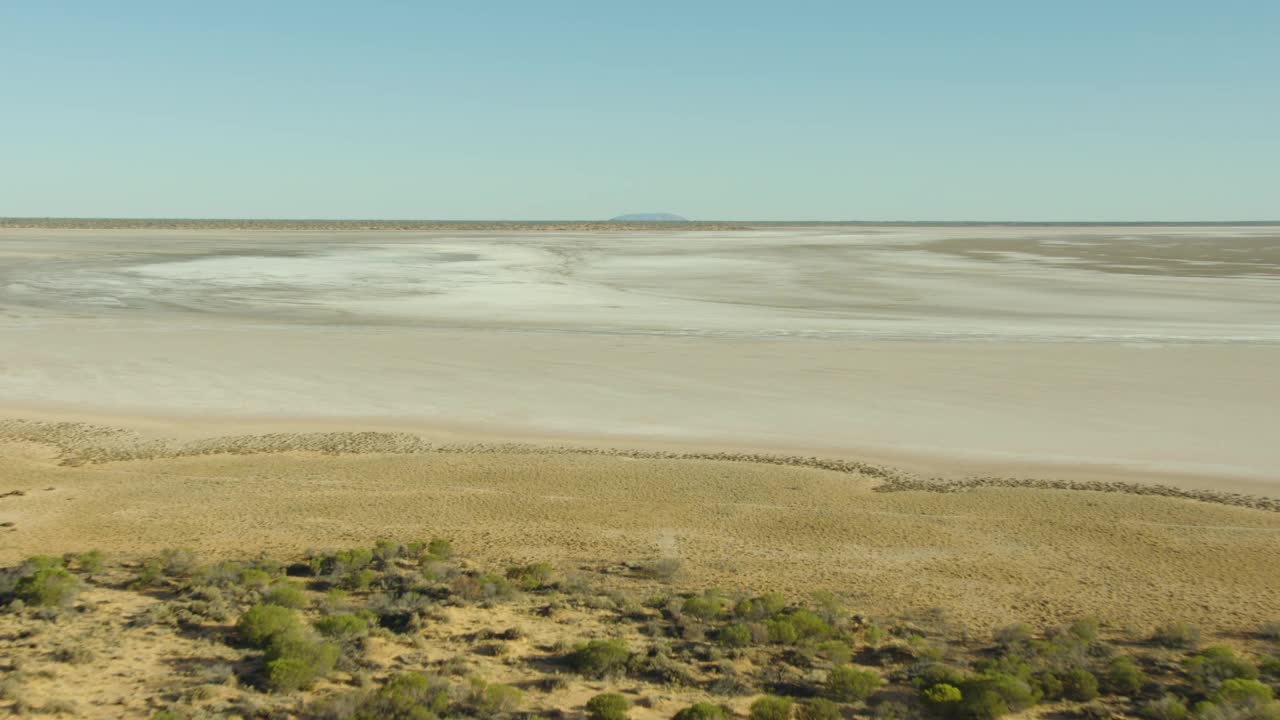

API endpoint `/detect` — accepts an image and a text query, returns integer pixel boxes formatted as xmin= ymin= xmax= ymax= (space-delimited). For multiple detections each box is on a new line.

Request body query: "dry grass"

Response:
xmin=2 ymin=425 xmax=1279 ymax=634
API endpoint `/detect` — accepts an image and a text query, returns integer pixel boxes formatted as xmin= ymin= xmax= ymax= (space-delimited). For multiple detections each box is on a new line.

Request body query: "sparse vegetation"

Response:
xmin=2 ymin=541 xmax=1278 ymax=720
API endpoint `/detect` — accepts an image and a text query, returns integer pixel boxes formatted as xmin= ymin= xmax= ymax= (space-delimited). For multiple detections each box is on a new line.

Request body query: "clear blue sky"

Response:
xmin=2 ymin=1 xmax=1277 ymax=220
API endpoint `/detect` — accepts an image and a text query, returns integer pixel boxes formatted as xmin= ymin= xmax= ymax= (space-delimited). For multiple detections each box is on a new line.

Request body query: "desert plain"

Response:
xmin=1 ymin=222 xmax=1279 ymax=717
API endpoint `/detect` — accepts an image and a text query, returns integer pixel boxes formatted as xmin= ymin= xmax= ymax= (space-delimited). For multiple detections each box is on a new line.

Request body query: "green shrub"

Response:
xmin=864 ymin=624 xmax=886 ymax=647
xmin=263 ymin=582 xmax=307 ymax=609
xmin=796 ymin=697 xmax=841 ymax=720
xmin=506 ymin=562 xmax=555 ymax=591
xmin=719 ymin=623 xmax=753 ymax=648
xmin=372 ymin=539 xmax=405 ymax=566
xmin=156 ymin=548 xmax=197 ymax=576
xmin=74 ymin=550 xmax=106 ymax=574
xmin=476 ymin=681 xmax=523 ymax=714
xmin=315 ymin=673 xmax=451 ymax=718
xmin=1152 ymin=622 xmax=1200 ymax=649
xmin=768 ymin=619 xmax=799 ymax=645
xmin=827 ymin=665 xmax=881 ymax=702
xmin=749 ymin=695 xmax=794 ymax=720
xmin=923 ymin=682 xmax=963 ymax=707
xmin=816 ymin=640 xmax=852 ymax=666
xmin=237 ymin=604 xmax=302 ymax=648
xmin=314 ymin=612 xmax=370 ymax=640
xmin=1213 ymin=678 xmax=1273 ymax=706
xmin=1141 ymin=694 xmax=1188 ymax=720
xmin=958 ymin=674 xmax=1041 ymax=719
xmin=1034 ymin=672 xmax=1064 ymax=701
xmin=1063 ymin=668 xmax=1099 ymax=701
xmin=1106 ymin=655 xmax=1145 ymax=695
xmin=585 ymin=692 xmax=630 ymax=720
xmin=872 ymin=701 xmax=912 ymax=720
xmin=570 ymin=639 xmax=630 ymax=679
xmin=735 ymin=593 xmax=787 ymax=620
xmin=238 ymin=568 xmax=272 ymax=590
xmin=264 ymin=633 xmax=338 ymax=692
xmin=785 ymin=610 xmax=834 ymax=641
xmin=682 ymin=593 xmax=726 ymax=621
xmin=426 ymin=538 xmax=454 ymax=560
xmin=674 ymin=703 xmax=728 ymax=720
xmin=994 ymin=623 xmax=1034 ymax=647
xmin=1068 ymin=616 xmax=1101 ymax=644
xmin=1185 ymin=647 xmax=1258 ymax=694
xmin=15 ymin=566 xmax=80 ymax=607
xmin=342 ymin=568 xmax=378 ymax=592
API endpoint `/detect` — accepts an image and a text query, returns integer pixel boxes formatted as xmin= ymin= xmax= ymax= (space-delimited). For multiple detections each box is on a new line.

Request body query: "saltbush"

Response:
xmin=264 ymin=582 xmax=307 ymax=609
xmin=749 ymin=695 xmax=794 ymax=720
xmin=1106 ymin=655 xmax=1146 ymax=695
xmin=1141 ymin=694 xmax=1189 ymax=720
xmin=506 ymin=562 xmax=555 ymax=591
xmin=674 ymin=703 xmax=728 ymax=720
xmin=796 ymin=697 xmax=841 ymax=720
xmin=1152 ymin=622 xmax=1201 ymax=649
xmin=570 ymin=639 xmax=630 ymax=679
xmin=923 ymin=682 xmax=963 ymax=707
xmin=314 ymin=612 xmax=370 ymax=641
xmin=1185 ymin=647 xmax=1258 ymax=694
xmin=15 ymin=566 xmax=80 ymax=607
xmin=585 ymin=692 xmax=630 ymax=720
xmin=827 ymin=665 xmax=881 ymax=702
xmin=1063 ymin=668 xmax=1100 ymax=701
xmin=718 ymin=623 xmax=753 ymax=648
xmin=237 ymin=604 xmax=301 ymax=648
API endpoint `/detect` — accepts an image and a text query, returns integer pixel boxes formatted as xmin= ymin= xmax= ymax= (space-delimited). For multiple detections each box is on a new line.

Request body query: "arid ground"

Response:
xmin=1 ymin=223 xmax=1279 ymax=718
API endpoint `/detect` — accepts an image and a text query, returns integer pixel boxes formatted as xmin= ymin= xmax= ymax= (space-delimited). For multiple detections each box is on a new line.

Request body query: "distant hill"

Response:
xmin=609 ymin=213 xmax=688 ymax=222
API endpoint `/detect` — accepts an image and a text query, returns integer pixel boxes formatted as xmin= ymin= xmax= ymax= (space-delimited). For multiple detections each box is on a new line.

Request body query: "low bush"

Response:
xmin=1063 ymin=668 xmax=1100 ymax=701
xmin=73 ymin=550 xmax=106 ymax=574
xmin=467 ymin=677 xmax=523 ymax=715
xmin=750 ymin=695 xmax=794 ymax=720
xmin=718 ymin=623 xmax=753 ymax=648
xmin=506 ymin=562 xmax=555 ymax=591
xmin=14 ymin=566 xmax=79 ymax=607
xmin=264 ymin=582 xmax=307 ymax=609
xmin=314 ymin=612 xmax=370 ymax=641
xmin=957 ymin=674 xmax=1041 ymax=719
xmin=585 ymin=692 xmax=630 ymax=720
xmin=673 ymin=703 xmax=728 ymax=720
xmin=570 ymin=639 xmax=630 ymax=679
xmin=309 ymin=672 xmax=450 ymax=719
xmin=1152 ymin=622 xmax=1201 ymax=649
xmin=796 ymin=697 xmax=841 ymax=720
xmin=1141 ymin=694 xmax=1189 ymax=720
xmin=827 ymin=665 xmax=881 ymax=702
xmin=237 ymin=604 xmax=301 ymax=648
xmin=426 ymin=538 xmax=454 ymax=561
xmin=1185 ymin=647 xmax=1258 ymax=694
xmin=1106 ymin=655 xmax=1146 ymax=695
xmin=735 ymin=593 xmax=787 ymax=620
xmin=1213 ymin=678 xmax=1273 ymax=706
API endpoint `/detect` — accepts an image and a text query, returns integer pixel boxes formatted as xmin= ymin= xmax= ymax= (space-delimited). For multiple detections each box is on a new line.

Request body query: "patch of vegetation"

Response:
xmin=586 ymin=692 xmax=630 ymax=720
xmin=570 ymin=639 xmax=631 ymax=679
xmin=4 ymin=541 xmax=1277 ymax=720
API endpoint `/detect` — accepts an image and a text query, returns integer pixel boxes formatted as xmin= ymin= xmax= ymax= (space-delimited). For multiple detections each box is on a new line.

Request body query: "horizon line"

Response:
xmin=3 ymin=216 xmax=1280 ymax=226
